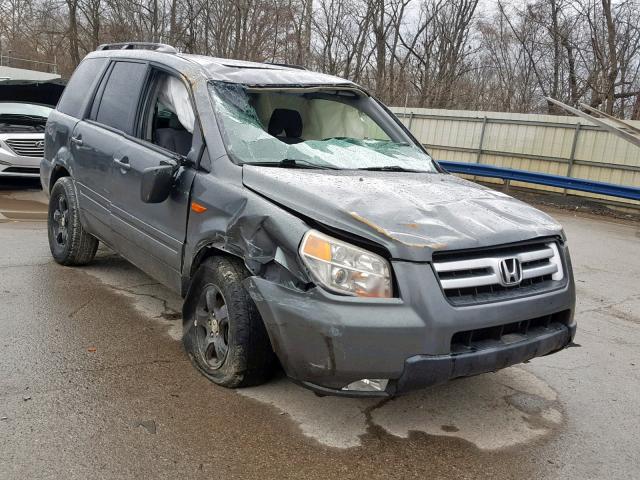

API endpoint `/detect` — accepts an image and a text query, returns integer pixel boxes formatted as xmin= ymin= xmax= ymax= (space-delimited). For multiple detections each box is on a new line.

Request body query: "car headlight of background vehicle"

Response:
xmin=299 ymin=229 xmax=392 ymax=298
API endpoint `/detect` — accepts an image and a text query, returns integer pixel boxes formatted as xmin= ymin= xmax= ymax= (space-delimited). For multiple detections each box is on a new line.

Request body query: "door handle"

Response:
xmin=114 ymin=156 xmax=130 ymax=171
xmin=70 ymin=135 xmax=83 ymax=146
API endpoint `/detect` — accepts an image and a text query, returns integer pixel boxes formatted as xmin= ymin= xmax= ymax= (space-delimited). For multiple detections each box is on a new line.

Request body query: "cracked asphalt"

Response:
xmin=1 ymin=178 xmax=639 ymax=479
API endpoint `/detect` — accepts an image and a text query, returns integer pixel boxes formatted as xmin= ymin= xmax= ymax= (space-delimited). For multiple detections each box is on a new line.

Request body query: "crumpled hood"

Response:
xmin=242 ymin=166 xmax=563 ymax=261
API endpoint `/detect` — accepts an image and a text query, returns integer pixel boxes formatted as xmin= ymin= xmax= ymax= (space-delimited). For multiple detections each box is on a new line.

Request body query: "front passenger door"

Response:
xmin=106 ymin=68 xmax=196 ymax=293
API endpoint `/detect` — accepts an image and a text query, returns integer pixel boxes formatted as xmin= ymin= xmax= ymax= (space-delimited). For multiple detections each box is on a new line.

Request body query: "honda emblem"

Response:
xmin=499 ymin=258 xmax=522 ymax=286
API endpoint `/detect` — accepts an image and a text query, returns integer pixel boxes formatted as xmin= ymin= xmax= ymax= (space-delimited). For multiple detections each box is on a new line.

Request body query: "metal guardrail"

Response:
xmin=426 ymin=143 xmax=640 ymax=173
xmin=439 ymin=161 xmax=640 ymax=201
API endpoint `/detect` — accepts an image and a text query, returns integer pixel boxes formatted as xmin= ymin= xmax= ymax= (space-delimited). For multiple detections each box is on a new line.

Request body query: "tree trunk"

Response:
xmin=66 ymin=0 xmax=81 ymax=66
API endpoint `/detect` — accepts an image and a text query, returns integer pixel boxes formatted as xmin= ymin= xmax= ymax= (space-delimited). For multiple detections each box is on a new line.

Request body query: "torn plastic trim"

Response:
xmin=189 ymin=233 xmax=308 ymax=285
xmin=183 ymin=171 xmax=316 ymax=300
xmin=184 ymin=236 xmax=310 ymax=304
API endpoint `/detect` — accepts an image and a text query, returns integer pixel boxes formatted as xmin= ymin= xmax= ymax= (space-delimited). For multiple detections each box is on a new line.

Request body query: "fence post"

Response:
xmin=408 ymin=112 xmax=415 ymax=131
xmin=564 ymin=122 xmax=582 ymax=195
xmin=476 ymin=116 xmax=488 ymax=163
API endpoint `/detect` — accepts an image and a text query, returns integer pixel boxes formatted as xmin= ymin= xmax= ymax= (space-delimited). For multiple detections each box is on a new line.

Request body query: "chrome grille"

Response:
xmin=5 ymin=138 xmax=45 ymax=158
xmin=433 ymin=241 xmax=565 ymax=305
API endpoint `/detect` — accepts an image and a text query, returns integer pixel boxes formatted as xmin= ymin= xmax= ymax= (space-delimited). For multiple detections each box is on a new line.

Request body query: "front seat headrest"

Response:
xmin=268 ymin=109 xmax=303 ymax=139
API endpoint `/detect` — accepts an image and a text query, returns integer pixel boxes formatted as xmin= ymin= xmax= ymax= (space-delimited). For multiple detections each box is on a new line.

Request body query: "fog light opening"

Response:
xmin=341 ymin=378 xmax=389 ymax=392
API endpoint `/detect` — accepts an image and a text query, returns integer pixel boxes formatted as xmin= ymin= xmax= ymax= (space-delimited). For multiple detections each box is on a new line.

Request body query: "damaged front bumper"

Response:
xmin=245 ymin=256 xmax=576 ymax=398
xmin=300 ymin=322 xmax=574 ymax=397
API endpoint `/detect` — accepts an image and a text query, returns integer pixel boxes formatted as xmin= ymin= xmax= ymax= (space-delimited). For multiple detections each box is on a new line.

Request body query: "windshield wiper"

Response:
xmin=357 ymin=165 xmax=428 ymax=172
xmin=242 ymin=159 xmax=340 ymax=170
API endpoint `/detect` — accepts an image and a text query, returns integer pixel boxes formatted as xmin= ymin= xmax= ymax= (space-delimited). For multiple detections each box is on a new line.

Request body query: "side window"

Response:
xmin=92 ymin=61 xmax=148 ymax=135
xmin=140 ymin=70 xmax=194 ymax=157
xmin=57 ymin=57 xmax=107 ymax=118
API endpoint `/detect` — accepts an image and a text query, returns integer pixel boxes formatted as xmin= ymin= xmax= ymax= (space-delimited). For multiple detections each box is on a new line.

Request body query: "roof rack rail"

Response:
xmin=96 ymin=42 xmax=178 ymax=54
xmin=263 ymin=61 xmax=307 ymax=71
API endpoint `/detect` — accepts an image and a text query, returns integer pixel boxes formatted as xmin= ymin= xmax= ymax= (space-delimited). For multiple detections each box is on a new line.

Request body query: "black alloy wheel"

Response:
xmin=194 ymin=284 xmax=230 ymax=370
xmin=51 ymin=194 xmax=69 ymax=248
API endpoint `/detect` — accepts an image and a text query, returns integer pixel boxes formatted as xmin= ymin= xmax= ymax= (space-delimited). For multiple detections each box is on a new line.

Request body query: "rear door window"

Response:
xmin=92 ymin=61 xmax=148 ymax=135
xmin=56 ymin=57 xmax=108 ymax=118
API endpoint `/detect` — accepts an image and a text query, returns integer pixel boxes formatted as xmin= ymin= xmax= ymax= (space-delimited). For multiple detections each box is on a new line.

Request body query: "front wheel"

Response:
xmin=47 ymin=177 xmax=98 ymax=266
xmin=183 ymin=256 xmax=276 ymax=388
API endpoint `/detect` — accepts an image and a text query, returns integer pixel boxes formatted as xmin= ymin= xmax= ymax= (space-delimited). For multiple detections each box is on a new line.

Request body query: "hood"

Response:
xmin=242 ymin=166 xmax=564 ymax=262
xmin=0 ymin=79 xmax=66 ymax=106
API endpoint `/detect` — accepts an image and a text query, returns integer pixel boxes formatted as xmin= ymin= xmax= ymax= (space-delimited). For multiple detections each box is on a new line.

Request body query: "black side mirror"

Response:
xmin=141 ymin=163 xmax=176 ymax=203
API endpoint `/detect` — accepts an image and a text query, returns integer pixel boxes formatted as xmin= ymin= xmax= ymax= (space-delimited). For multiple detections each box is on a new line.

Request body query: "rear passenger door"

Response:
xmin=71 ymin=60 xmax=148 ymax=244
xmin=51 ymin=57 xmax=109 ymax=235
xmin=101 ymin=66 xmax=196 ymax=293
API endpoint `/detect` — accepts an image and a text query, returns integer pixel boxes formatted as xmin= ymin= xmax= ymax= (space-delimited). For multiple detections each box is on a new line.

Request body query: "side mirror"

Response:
xmin=141 ymin=163 xmax=176 ymax=203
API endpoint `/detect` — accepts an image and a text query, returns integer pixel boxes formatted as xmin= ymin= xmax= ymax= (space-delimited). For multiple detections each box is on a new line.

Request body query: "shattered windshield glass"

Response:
xmin=208 ymin=81 xmax=437 ymax=171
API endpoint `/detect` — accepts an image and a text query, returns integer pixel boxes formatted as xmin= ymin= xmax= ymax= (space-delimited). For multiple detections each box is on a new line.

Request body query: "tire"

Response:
xmin=183 ymin=256 xmax=276 ymax=388
xmin=47 ymin=177 xmax=99 ymax=266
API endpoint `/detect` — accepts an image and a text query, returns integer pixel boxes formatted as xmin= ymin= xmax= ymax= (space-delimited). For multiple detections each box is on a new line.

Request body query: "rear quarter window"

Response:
xmin=92 ymin=61 xmax=148 ymax=135
xmin=56 ymin=57 xmax=108 ymax=118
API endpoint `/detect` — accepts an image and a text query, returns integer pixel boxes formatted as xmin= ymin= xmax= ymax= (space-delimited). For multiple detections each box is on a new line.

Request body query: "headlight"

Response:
xmin=299 ymin=229 xmax=392 ymax=298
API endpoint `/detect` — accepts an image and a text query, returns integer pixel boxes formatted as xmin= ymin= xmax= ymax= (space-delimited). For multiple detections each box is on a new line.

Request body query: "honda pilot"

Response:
xmin=40 ymin=43 xmax=576 ymax=397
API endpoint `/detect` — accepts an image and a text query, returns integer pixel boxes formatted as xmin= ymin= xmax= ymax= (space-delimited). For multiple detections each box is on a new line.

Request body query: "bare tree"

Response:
xmin=1 ymin=0 xmax=639 ymax=117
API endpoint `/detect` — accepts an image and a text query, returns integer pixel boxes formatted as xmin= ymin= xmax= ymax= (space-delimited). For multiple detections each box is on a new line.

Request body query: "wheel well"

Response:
xmin=183 ymin=244 xmax=235 ymax=296
xmin=190 ymin=244 xmax=235 ymax=277
xmin=183 ymin=244 xmax=281 ymax=371
xmin=50 ymin=165 xmax=70 ymax=191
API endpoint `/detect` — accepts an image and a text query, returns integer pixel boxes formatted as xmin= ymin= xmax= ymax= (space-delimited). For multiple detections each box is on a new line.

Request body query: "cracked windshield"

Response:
xmin=209 ymin=81 xmax=437 ymax=171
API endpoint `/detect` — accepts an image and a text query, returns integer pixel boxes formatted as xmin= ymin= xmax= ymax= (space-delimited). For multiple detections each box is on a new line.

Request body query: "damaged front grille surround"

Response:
xmin=433 ymin=240 xmax=565 ymax=305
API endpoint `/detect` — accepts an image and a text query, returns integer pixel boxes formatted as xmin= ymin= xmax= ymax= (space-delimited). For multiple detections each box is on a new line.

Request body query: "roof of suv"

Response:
xmin=87 ymin=48 xmax=358 ymax=89
xmin=185 ymin=54 xmax=357 ymax=88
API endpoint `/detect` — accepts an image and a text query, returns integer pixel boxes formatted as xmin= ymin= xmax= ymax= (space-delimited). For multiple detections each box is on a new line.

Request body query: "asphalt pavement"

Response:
xmin=0 ymin=178 xmax=638 ymax=479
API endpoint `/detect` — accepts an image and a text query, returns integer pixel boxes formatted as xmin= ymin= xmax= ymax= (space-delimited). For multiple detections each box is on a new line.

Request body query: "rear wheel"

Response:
xmin=183 ymin=256 xmax=276 ymax=388
xmin=47 ymin=177 xmax=98 ymax=266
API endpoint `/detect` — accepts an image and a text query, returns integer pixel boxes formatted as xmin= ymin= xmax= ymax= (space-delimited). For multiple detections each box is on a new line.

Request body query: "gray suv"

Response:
xmin=41 ymin=43 xmax=576 ymax=397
